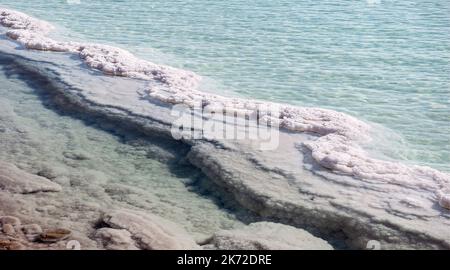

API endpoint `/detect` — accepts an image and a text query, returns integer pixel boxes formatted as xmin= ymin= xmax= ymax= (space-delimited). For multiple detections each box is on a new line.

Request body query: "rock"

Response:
xmin=22 ymin=224 xmax=43 ymax=241
xmin=63 ymin=151 xmax=91 ymax=161
xmin=209 ymin=222 xmax=333 ymax=250
xmin=37 ymin=167 xmax=58 ymax=180
xmin=0 ymin=239 xmax=25 ymax=250
xmin=2 ymin=223 xmax=15 ymax=235
xmin=0 ymin=216 xmax=21 ymax=226
xmin=39 ymin=228 xmax=71 ymax=243
xmin=102 ymin=210 xmax=199 ymax=250
xmin=0 ymin=161 xmax=62 ymax=194
xmin=8 ymin=241 xmax=25 ymax=250
xmin=95 ymin=228 xmax=139 ymax=250
xmin=0 ymin=239 xmax=12 ymax=250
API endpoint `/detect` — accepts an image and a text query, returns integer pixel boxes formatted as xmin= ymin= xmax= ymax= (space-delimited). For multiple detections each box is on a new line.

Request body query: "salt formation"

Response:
xmin=0 ymin=215 xmax=71 ymax=250
xmin=207 ymin=222 xmax=333 ymax=250
xmin=439 ymin=193 xmax=450 ymax=209
xmin=0 ymin=75 xmax=244 ymax=251
xmin=0 ymin=7 xmax=449 ymax=249
xmin=0 ymin=8 xmax=200 ymax=90
xmin=304 ymin=134 xmax=450 ymax=211
xmin=0 ymin=9 xmax=53 ymax=33
xmin=100 ymin=210 xmax=200 ymax=250
xmin=95 ymin=228 xmax=139 ymax=250
xmin=0 ymin=161 xmax=62 ymax=194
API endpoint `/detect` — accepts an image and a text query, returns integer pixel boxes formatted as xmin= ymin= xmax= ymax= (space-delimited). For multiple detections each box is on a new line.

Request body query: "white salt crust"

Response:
xmin=1 ymin=8 xmax=449 ymax=210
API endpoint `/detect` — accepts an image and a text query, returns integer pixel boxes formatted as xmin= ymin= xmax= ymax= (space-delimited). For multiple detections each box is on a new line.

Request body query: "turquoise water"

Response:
xmin=0 ymin=0 xmax=449 ymax=170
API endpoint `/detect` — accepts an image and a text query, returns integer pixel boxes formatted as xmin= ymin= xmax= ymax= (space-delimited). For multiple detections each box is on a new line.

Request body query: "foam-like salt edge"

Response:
xmin=1 ymin=7 xmax=449 ymax=210
xmin=0 ymin=8 xmax=200 ymax=90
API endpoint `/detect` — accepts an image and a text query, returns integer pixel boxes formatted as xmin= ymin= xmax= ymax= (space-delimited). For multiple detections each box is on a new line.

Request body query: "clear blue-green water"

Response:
xmin=0 ymin=0 xmax=449 ymax=171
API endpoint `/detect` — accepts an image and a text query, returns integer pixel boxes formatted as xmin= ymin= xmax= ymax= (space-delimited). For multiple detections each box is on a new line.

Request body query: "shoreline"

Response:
xmin=0 ymin=7 xmax=449 ymax=249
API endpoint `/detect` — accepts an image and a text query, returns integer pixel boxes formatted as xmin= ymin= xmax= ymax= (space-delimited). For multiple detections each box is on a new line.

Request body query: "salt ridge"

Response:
xmin=0 ymin=7 xmax=448 ymax=210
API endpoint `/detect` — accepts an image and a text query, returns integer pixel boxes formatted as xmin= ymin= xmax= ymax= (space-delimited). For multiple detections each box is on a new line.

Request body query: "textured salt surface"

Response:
xmin=0 ymin=7 xmax=449 ymax=249
xmin=2 ymin=41 xmax=449 ymax=249
xmin=0 ymin=50 xmax=249 ymax=249
xmin=206 ymin=222 xmax=333 ymax=250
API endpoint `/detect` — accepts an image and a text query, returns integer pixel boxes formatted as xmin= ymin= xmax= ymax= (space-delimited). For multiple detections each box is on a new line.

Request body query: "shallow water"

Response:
xmin=0 ymin=0 xmax=448 ymax=171
xmin=0 ymin=56 xmax=244 ymax=239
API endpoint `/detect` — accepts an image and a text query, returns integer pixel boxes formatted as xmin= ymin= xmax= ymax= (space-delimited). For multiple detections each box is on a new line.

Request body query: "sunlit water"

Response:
xmin=0 ymin=0 xmax=449 ymax=170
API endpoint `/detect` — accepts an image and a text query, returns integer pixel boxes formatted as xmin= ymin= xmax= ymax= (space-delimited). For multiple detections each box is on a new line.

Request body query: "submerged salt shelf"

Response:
xmin=0 ymin=7 xmax=449 ymax=249
xmin=0 ymin=54 xmax=250 ymax=247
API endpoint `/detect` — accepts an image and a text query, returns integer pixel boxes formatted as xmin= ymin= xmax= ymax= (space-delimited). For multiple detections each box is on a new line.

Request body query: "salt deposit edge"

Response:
xmin=1 ymin=47 xmax=449 ymax=249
